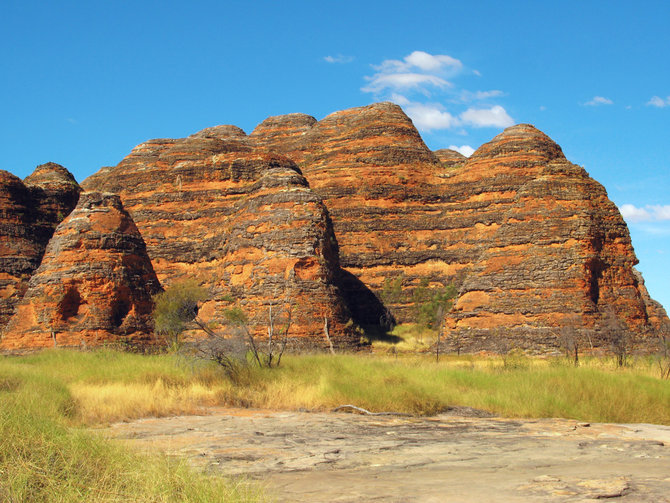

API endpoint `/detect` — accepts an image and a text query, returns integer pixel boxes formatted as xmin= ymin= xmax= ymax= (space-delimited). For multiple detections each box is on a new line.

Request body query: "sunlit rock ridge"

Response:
xmin=0 ymin=102 xmax=666 ymax=353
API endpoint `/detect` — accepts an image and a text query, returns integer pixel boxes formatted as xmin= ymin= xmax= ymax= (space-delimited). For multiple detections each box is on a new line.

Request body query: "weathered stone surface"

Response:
xmin=0 ymin=192 xmax=160 ymax=351
xmin=251 ymin=102 xmax=460 ymax=324
xmin=634 ymin=268 xmax=669 ymax=333
xmin=107 ymin=409 xmax=670 ymax=502
xmin=441 ymin=125 xmax=656 ymax=351
xmin=0 ymin=163 xmax=80 ymax=329
xmin=82 ymin=127 xmax=358 ymax=349
xmin=251 ymin=107 xmax=666 ymax=351
xmin=434 ymin=148 xmax=467 ymax=168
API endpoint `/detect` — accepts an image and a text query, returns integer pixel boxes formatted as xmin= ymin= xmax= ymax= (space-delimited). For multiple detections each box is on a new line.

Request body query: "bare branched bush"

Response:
xmin=656 ymin=321 xmax=670 ymax=379
xmin=152 ymin=280 xmax=294 ymax=379
xmin=601 ymin=308 xmax=630 ymax=367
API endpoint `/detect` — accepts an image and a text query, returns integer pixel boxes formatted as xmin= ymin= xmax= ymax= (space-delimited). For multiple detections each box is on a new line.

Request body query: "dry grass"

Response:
xmin=71 ymin=379 xmax=231 ymax=424
xmin=0 ymin=350 xmax=265 ymax=502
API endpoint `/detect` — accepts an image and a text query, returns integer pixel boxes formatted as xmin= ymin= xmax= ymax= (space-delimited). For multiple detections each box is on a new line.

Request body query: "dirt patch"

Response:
xmin=105 ymin=408 xmax=670 ymax=502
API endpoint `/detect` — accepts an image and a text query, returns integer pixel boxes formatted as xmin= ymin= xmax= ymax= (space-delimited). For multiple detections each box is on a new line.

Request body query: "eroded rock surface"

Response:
xmin=0 ymin=192 xmax=160 ymax=351
xmin=0 ymin=163 xmax=80 ymax=329
xmin=251 ymin=102 xmax=461 ymax=324
xmin=442 ymin=125 xmax=654 ymax=351
xmin=252 ymin=107 xmax=666 ymax=351
xmin=107 ymin=409 xmax=670 ymax=502
xmin=82 ymin=127 xmax=357 ymax=349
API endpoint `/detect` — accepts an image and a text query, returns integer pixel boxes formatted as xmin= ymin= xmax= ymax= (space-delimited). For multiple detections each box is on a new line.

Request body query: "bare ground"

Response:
xmin=105 ymin=408 xmax=670 ymax=502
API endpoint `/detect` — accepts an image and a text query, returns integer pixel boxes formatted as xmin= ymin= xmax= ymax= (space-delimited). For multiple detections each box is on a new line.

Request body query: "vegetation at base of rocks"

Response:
xmin=379 ymin=275 xmax=457 ymax=332
xmin=152 ymin=279 xmax=208 ymax=348
xmin=411 ymin=279 xmax=457 ymax=330
xmin=153 ymin=281 xmax=290 ymax=379
xmin=0 ymin=350 xmax=264 ymax=502
xmin=3 ymin=349 xmax=668 ymax=429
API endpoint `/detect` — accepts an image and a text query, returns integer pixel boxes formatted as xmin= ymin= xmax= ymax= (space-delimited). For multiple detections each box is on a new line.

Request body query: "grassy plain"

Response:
xmin=0 ymin=351 xmax=264 ymax=503
xmin=2 ymin=346 xmax=669 ymax=501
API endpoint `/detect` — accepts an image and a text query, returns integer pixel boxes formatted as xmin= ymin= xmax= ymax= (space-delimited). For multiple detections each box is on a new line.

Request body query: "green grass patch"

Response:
xmin=2 ymin=348 xmax=669 ymax=501
xmin=0 ymin=350 xmax=263 ymax=502
xmin=243 ymin=353 xmax=669 ymax=423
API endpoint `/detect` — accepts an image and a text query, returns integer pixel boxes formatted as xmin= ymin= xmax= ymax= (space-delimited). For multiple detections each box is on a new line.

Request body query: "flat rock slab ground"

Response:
xmin=105 ymin=408 xmax=670 ymax=502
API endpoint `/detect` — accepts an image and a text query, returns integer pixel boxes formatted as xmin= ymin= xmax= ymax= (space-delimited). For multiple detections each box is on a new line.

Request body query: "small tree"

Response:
xmin=556 ymin=315 xmax=583 ymax=366
xmin=602 ymin=308 xmax=629 ymax=367
xmin=152 ymin=280 xmax=208 ymax=348
xmin=153 ymin=280 xmax=292 ymax=375
xmin=412 ymin=280 xmax=457 ymax=330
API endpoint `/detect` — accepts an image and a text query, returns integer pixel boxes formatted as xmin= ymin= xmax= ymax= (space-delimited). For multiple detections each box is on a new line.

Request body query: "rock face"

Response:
xmin=0 ymin=163 xmax=81 ymax=329
xmin=440 ymin=125 xmax=653 ymax=351
xmin=433 ymin=148 xmax=467 ymax=168
xmin=82 ymin=127 xmax=358 ymax=349
xmin=3 ymin=104 xmax=665 ymax=354
xmin=0 ymin=192 xmax=161 ymax=351
xmin=251 ymin=102 xmax=458 ymax=324
xmin=251 ymin=106 xmax=666 ymax=351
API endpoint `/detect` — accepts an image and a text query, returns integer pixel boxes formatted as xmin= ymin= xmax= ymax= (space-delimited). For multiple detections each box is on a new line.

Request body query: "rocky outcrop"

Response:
xmin=3 ymin=105 xmax=664 ymax=354
xmin=439 ymin=125 xmax=656 ymax=351
xmin=0 ymin=192 xmax=160 ymax=351
xmin=251 ymin=102 xmax=461 ymax=324
xmin=82 ymin=127 xmax=358 ymax=349
xmin=434 ymin=149 xmax=467 ymax=168
xmin=0 ymin=163 xmax=80 ymax=329
xmin=251 ymin=107 xmax=666 ymax=351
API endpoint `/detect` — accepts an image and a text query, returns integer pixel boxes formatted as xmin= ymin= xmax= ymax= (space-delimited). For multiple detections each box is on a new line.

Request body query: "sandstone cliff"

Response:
xmin=0 ymin=192 xmax=160 ymax=351
xmin=0 ymin=163 xmax=80 ymax=329
xmin=441 ymin=125 xmax=652 ymax=351
xmin=250 ymin=105 xmax=666 ymax=351
xmin=2 ymin=104 xmax=665 ymax=354
xmin=251 ymin=102 xmax=461 ymax=324
xmin=82 ymin=127 xmax=358 ymax=349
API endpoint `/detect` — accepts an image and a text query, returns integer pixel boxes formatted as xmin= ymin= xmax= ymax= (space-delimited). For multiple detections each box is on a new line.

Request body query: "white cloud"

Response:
xmin=647 ymin=95 xmax=670 ymax=108
xmin=362 ymin=73 xmax=450 ymax=93
xmin=404 ymin=51 xmax=462 ymax=72
xmin=324 ymin=54 xmax=354 ymax=64
xmin=448 ymin=144 xmax=475 ymax=157
xmin=460 ymin=105 xmax=514 ymax=128
xmin=405 ymin=103 xmax=459 ymax=131
xmin=584 ymin=96 xmax=613 ymax=106
xmin=361 ymin=51 xmax=513 ymax=133
xmin=620 ymin=204 xmax=670 ymax=222
xmin=460 ymin=90 xmax=504 ymax=102
xmin=390 ymin=93 xmax=410 ymax=106
xmin=372 ymin=51 xmax=462 ymax=75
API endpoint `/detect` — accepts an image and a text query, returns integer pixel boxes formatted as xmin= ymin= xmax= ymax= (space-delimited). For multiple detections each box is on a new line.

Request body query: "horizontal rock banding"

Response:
xmin=251 ymin=102 xmax=467 ymax=323
xmin=251 ymin=108 xmax=666 ymax=351
xmin=0 ymin=163 xmax=81 ymax=329
xmin=82 ymin=126 xmax=358 ymax=349
xmin=2 ymin=104 xmax=666 ymax=354
xmin=0 ymin=192 xmax=160 ymax=351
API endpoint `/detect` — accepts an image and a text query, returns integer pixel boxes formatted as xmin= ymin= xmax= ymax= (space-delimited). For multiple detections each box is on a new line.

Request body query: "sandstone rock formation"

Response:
xmin=0 ymin=163 xmax=80 ymax=329
xmin=82 ymin=127 xmax=358 ymax=349
xmin=250 ymin=105 xmax=666 ymax=351
xmin=2 ymin=104 xmax=666 ymax=354
xmin=433 ymin=148 xmax=467 ymax=168
xmin=251 ymin=102 xmax=459 ymax=324
xmin=0 ymin=192 xmax=161 ymax=351
xmin=441 ymin=125 xmax=654 ymax=351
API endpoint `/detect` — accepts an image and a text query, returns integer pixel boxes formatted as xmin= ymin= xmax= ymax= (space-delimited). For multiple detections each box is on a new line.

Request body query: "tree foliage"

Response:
xmin=152 ymin=280 xmax=291 ymax=376
xmin=412 ymin=279 xmax=457 ymax=329
xmin=152 ymin=280 xmax=208 ymax=346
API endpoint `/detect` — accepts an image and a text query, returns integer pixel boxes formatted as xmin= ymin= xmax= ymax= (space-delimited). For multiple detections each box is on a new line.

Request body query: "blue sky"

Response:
xmin=2 ymin=0 xmax=669 ymax=310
